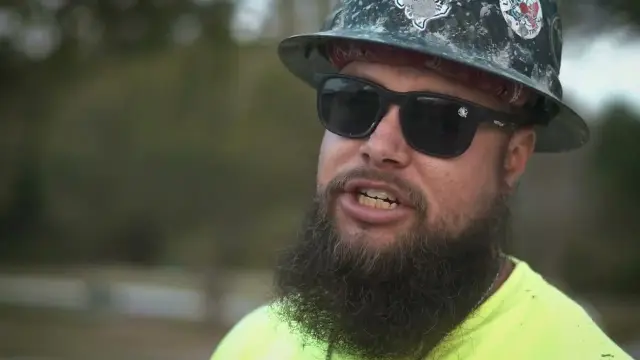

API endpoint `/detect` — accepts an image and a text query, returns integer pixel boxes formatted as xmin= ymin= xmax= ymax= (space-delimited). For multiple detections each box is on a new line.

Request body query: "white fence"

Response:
xmin=0 ymin=268 xmax=273 ymax=326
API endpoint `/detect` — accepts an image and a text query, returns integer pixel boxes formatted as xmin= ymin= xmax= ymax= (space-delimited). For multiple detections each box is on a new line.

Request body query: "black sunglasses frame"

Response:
xmin=315 ymin=73 xmax=529 ymax=158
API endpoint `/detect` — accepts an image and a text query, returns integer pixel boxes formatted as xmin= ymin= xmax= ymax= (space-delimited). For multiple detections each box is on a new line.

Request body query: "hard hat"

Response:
xmin=277 ymin=0 xmax=589 ymax=152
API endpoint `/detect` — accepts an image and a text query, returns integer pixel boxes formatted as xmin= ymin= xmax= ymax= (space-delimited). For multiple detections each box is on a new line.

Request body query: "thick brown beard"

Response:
xmin=273 ymin=169 xmax=510 ymax=360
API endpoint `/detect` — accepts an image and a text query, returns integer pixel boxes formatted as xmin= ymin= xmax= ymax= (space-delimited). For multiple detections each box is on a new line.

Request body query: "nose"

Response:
xmin=359 ymin=105 xmax=412 ymax=169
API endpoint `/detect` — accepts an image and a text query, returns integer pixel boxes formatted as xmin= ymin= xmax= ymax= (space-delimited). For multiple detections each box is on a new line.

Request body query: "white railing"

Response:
xmin=0 ymin=268 xmax=273 ymax=326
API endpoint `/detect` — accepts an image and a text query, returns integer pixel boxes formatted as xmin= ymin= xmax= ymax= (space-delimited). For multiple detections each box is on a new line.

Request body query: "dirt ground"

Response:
xmin=0 ymin=306 xmax=227 ymax=360
xmin=1 ymin=300 xmax=638 ymax=359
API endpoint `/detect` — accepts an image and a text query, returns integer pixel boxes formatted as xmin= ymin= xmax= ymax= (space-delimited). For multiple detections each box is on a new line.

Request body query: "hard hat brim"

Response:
xmin=277 ymin=29 xmax=590 ymax=153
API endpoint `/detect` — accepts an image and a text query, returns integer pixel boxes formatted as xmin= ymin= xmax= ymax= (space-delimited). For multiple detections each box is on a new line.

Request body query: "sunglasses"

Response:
xmin=316 ymin=74 xmax=525 ymax=158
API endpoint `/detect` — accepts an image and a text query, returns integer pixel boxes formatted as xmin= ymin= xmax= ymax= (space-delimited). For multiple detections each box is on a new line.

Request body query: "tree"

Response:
xmin=0 ymin=0 xmax=236 ymax=264
xmin=562 ymin=103 xmax=640 ymax=295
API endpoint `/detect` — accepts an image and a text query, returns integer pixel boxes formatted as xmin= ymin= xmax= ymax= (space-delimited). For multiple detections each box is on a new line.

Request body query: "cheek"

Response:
xmin=453 ymin=130 xmax=505 ymax=199
xmin=419 ymin=141 xmax=501 ymax=226
xmin=317 ymin=131 xmax=360 ymax=187
xmin=421 ymin=166 xmax=482 ymax=223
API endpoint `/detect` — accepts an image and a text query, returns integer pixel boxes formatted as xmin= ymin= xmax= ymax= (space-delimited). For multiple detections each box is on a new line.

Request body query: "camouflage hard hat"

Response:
xmin=277 ymin=0 xmax=589 ymax=153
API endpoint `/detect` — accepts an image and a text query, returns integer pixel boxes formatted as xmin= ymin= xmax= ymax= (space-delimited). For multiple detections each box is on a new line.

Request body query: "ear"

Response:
xmin=503 ymin=127 xmax=536 ymax=187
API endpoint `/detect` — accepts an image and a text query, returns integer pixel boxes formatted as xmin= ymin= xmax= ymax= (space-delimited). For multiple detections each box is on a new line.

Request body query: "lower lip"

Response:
xmin=337 ymin=193 xmax=413 ymax=225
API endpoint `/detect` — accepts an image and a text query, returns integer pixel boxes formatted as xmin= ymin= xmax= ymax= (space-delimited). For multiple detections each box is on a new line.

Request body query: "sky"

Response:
xmin=560 ymin=28 xmax=640 ymax=119
xmin=231 ymin=0 xmax=640 ymax=120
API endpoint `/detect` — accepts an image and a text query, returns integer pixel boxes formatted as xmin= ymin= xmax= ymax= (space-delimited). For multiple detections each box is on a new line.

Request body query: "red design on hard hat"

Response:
xmin=519 ymin=2 xmax=540 ymax=29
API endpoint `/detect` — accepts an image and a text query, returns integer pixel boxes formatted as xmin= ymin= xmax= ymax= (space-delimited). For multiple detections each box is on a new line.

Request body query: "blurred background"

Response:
xmin=0 ymin=0 xmax=638 ymax=359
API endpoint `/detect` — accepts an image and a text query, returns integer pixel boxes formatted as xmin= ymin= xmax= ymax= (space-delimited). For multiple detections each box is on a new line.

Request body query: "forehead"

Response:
xmin=325 ymin=40 xmax=532 ymax=108
xmin=341 ymin=61 xmax=511 ymax=112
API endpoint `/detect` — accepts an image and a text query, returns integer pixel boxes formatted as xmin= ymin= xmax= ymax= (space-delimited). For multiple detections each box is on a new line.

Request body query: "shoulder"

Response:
xmin=509 ymin=261 xmax=633 ymax=359
xmin=210 ymin=304 xmax=321 ymax=360
xmin=210 ymin=304 xmax=283 ymax=360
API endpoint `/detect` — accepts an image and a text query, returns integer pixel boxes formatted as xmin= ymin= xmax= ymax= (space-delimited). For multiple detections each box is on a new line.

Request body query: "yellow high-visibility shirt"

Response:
xmin=211 ymin=259 xmax=632 ymax=360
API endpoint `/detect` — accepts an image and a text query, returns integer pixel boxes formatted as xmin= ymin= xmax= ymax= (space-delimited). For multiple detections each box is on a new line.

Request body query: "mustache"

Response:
xmin=319 ymin=167 xmax=428 ymax=213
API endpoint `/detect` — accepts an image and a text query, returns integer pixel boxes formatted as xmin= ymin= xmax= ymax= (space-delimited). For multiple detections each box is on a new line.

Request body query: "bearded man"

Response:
xmin=211 ymin=0 xmax=632 ymax=358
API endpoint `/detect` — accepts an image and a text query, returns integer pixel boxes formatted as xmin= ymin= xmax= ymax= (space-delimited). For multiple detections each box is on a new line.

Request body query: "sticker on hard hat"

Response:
xmin=499 ymin=0 xmax=544 ymax=40
xmin=394 ymin=0 xmax=452 ymax=31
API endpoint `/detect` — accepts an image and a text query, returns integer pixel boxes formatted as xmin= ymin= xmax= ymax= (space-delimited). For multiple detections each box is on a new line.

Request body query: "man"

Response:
xmin=212 ymin=0 xmax=633 ymax=359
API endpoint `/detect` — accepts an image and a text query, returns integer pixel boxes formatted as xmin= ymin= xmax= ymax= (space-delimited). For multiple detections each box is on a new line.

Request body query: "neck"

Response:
xmin=487 ymin=255 xmax=514 ymax=299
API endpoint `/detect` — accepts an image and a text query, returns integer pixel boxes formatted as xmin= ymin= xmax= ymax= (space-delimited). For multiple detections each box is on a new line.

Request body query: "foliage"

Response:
xmin=0 ymin=0 xmax=638 ymax=295
xmin=592 ymin=105 xmax=640 ymax=216
xmin=561 ymin=104 xmax=640 ymax=296
xmin=593 ymin=0 xmax=640 ymax=25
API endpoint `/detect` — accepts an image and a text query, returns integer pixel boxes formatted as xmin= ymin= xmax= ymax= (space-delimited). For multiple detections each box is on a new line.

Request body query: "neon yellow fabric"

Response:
xmin=211 ymin=259 xmax=632 ymax=360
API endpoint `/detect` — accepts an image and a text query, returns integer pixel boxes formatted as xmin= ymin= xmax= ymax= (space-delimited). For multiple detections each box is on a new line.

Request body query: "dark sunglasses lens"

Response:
xmin=318 ymin=77 xmax=381 ymax=138
xmin=401 ymin=97 xmax=478 ymax=157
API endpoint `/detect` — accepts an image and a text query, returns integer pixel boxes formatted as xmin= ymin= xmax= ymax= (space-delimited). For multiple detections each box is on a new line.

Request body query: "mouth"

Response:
xmin=356 ymin=188 xmax=401 ymax=210
xmin=336 ymin=179 xmax=413 ymax=225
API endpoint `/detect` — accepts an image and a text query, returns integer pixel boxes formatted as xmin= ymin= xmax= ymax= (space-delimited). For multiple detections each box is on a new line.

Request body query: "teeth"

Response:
xmin=362 ymin=189 xmax=397 ymax=202
xmin=358 ymin=194 xmax=398 ymax=210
